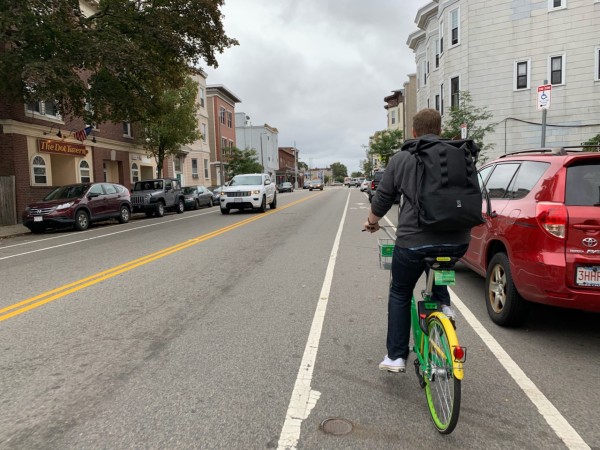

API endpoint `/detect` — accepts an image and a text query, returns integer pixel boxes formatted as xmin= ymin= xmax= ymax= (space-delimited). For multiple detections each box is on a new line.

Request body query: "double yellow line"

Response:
xmin=0 ymin=195 xmax=315 ymax=322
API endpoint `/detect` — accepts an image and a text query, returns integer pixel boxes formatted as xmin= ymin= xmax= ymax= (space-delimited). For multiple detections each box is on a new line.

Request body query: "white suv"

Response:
xmin=220 ymin=173 xmax=277 ymax=214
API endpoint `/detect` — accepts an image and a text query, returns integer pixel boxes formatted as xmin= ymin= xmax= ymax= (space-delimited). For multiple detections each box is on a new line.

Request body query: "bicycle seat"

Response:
xmin=423 ymin=256 xmax=460 ymax=270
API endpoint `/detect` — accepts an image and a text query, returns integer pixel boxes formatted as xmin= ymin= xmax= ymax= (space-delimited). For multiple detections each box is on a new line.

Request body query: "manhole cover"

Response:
xmin=320 ymin=418 xmax=353 ymax=436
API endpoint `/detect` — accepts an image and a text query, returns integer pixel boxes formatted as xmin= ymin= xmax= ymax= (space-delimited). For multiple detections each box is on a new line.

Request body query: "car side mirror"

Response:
xmin=265 ymin=180 xmax=271 ymax=185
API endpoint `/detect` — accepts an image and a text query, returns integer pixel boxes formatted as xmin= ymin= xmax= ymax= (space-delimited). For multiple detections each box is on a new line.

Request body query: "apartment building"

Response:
xmin=234 ymin=112 xmax=280 ymax=179
xmin=407 ymin=0 xmax=600 ymax=159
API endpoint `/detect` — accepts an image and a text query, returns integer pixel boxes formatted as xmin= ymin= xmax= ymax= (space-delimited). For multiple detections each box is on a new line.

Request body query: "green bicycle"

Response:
xmin=378 ymin=230 xmax=466 ymax=434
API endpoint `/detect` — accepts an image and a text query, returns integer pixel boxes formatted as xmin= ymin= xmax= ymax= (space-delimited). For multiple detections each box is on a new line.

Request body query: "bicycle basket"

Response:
xmin=378 ymin=238 xmax=394 ymax=270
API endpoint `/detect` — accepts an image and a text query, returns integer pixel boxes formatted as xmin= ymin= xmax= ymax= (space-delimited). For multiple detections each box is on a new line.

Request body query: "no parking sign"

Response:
xmin=537 ymin=84 xmax=552 ymax=111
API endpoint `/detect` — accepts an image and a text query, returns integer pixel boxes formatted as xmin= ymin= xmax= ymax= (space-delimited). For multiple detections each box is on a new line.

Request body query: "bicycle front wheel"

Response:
xmin=424 ymin=317 xmax=461 ymax=434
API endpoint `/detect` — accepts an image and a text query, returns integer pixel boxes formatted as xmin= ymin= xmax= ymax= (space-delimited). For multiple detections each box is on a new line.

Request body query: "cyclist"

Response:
xmin=363 ymin=108 xmax=472 ymax=373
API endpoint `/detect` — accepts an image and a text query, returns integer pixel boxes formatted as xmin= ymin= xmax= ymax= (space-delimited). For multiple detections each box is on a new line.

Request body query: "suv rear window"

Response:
xmin=373 ymin=171 xmax=385 ymax=181
xmin=565 ymin=162 xmax=600 ymax=206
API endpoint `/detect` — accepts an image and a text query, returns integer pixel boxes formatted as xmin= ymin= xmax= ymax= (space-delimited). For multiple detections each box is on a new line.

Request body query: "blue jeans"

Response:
xmin=386 ymin=244 xmax=469 ymax=360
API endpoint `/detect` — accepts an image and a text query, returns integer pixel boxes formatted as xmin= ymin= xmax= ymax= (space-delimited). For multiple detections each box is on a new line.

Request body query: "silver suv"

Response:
xmin=220 ymin=173 xmax=277 ymax=214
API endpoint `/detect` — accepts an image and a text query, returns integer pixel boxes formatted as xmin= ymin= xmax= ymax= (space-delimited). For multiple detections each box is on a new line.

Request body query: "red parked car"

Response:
xmin=22 ymin=182 xmax=132 ymax=233
xmin=461 ymin=146 xmax=600 ymax=326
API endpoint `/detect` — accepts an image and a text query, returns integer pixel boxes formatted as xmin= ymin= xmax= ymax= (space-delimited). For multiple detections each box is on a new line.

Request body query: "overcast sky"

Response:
xmin=204 ymin=0 xmax=426 ymax=175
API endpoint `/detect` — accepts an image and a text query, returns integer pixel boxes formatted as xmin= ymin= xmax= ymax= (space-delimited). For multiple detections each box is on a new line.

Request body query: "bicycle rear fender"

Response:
xmin=428 ymin=312 xmax=464 ymax=380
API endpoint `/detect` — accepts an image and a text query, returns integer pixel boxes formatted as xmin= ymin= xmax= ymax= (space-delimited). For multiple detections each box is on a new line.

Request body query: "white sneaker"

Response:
xmin=442 ymin=305 xmax=456 ymax=320
xmin=379 ymin=355 xmax=406 ymax=373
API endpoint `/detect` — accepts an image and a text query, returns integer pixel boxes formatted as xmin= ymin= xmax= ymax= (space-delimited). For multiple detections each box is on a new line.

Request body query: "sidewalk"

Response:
xmin=0 ymin=224 xmax=30 ymax=239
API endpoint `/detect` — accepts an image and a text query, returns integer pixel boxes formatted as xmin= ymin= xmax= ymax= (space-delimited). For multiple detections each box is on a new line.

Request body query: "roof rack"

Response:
xmin=498 ymin=145 xmax=600 ymax=158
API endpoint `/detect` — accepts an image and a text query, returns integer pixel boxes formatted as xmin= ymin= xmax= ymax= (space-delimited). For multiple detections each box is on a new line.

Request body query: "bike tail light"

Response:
xmin=453 ymin=346 xmax=466 ymax=362
xmin=536 ymin=202 xmax=567 ymax=239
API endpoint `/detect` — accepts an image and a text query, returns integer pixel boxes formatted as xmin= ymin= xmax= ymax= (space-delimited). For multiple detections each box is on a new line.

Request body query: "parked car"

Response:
xmin=22 ymin=182 xmax=132 ymax=233
xmin=303 ymin=181 xmax=310 ymax=189
xmin=360 ymin=179 xmax=370 ymax=192
xmin=182 ymin=185 xmax=214 ymax=210
xmin=461 ymin=146 xmax=600 ymax=326
xmin=367 ymin=170 xmax=386 ymax=202
xmin=209 ymin=186 xmax=225 ymax=204
xmin=308 ymin=179 xmax=324 ymax=191
xmin=131 ymin=178 xmax=185 ymax=217
xmin=279 ymin=182 xmax=294 ymax=193
xmin=220 ymin=173 xmax=277 ymax=214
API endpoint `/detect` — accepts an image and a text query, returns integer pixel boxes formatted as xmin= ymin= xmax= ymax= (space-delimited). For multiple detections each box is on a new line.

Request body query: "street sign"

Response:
xmin=537 ymin=84 xmax=552 ymax=111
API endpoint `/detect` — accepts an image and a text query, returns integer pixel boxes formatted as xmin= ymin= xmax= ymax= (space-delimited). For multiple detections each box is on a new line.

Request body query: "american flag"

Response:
xmin=74 ymin=126 xmax=93 ymax=142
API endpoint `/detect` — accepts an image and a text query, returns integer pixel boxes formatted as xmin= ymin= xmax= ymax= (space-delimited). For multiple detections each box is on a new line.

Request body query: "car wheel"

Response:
xmin=270 ymin=193 xmax=277 ymax=210
xmin=194 ymin=199 xmax=200 ymax=210
xmin=74 ymin=210 xmax=89 ymax=231
xmin=220 ymin=207 xmax=230 ymax=215
xmin=209 ymin=198 xmax=214 ymax=207
xmin=175 ymin=198 xmax=185 ymax=214
xmin=258 ymin=195 xmax=267 ymax=213
xmin=155 ymin=201 xmax=165 ymax=217
xmin=485 ymin=252 xmax=529 ymax=327
xmin=118 ymin=205 xmax=130 ymax=224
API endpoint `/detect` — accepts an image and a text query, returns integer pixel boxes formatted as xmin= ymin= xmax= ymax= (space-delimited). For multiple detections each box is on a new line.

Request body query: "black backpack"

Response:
xmin=401 ymin=137 xmax=484 ymax=231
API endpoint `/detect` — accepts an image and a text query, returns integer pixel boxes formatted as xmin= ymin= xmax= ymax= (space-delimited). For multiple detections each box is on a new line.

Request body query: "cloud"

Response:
xmin=205 ymin=0 xmax=423 ymax=174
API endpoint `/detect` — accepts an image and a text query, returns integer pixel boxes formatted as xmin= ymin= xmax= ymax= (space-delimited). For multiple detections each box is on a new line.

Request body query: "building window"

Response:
xmin=440 ymin=83 xmax=444 ymax=115
xmin=201 ymin=123 xmax=207 ymax=142
xmin=174 ymin=157 xmax=181 ymax=172
xmin=435 ymin=39 xmax=440 ymax=68
xmin=79 ymin=160 xmax=91 ymax=183
xmin=221 ymin=137 xmax=228 ymax=156
xmin=422 ymin=61 xmax=427 ymax=86
xmin=549 ymin=54 xmax=565 ymax=85
xmin=439 ymin=20 xmax=444 ymax=55
xmin=227 ymin=111 xmax=233 ymax=128
xmin=192 ymin=158 xmax=198 ymax=178
xmin=595 ymin=47 xmax=600 ymax=81
xmin=515 ymin=59 xmax=530 ymax=90
xmin=131 ymin=163 xmax=139 ymax=183
xmin=549 ymin=0 xmax=566 ymax=10
xmin=450 ymin=8 xmax=460 ymax=46
xmin=204 ymin=158 xmax=209 ymax=179
xmin=123 ymin=122 xmax=132 ymax=137
xmin=32 ymin=155 xmax=47 ymax=184
xmin=450 ymin=76 xmax=460 ymax=109
xmin=199 ymin=87 xmax=205 ymax=108
xmin=391 ymin=110 xmax=396 ymax=125
xmin=435 ymin=95 xmax=440 ymax=111
xmin=219 ymin=107 xmax=226 ymax=124
xmin=26 ymin=101 xmax=61 ymax=119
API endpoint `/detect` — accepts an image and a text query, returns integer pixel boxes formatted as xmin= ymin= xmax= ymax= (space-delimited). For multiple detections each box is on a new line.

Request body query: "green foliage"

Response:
xmin=0 ymin=0 xmax=237 ymax=124
xmin=369 ymin=129 xmax=404 ymax=166
xmin=361 ymin=159 xmax=374 ymax=179
xmin=324 ymin=175 xmax=331 ymax=184
xmin=226 ymin=147 xmax=264 ymax=178
xmin=351 ymin=171 xmax=364 ymax=178
xmin=330 ymin=162 xmax=348 ymax=179
xmin=581 ymin=134 xmax=600 ymax=149
xmin=141 ymin=77 xmax=201 ymax=178
xmin=298 ymin=161 xmax=308 ymax=172
xmin=441 ymin=91 xmax=495 ymax=161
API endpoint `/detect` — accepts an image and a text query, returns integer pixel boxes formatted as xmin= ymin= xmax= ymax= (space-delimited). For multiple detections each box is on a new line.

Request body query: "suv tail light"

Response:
xmin=370 ymin=181 xmax=375 ymax=189
xmin=536 ymin=202 xmax=568 ymax=239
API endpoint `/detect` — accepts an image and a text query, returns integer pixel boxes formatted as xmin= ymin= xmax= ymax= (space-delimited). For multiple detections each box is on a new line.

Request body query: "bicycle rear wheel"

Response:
xmin=424 ymin=317 xmax=461 ymax=434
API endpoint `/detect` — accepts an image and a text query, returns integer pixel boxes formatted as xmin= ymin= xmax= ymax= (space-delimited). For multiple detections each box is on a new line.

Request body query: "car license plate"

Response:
xmin=234 ymin=198 xmax=242 ymax=203
xmin=575 ymin=266 xmax=600 ymax=287
xmin=33 ymin=216 xmax=43 ymax=222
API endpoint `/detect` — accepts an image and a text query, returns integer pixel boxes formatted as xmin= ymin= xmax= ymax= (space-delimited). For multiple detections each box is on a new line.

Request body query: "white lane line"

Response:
xmin=277 ymin=191 xmax=350 ymax=450
xmin=0 ymin=210 xmax=217 ymax=260
xmin=449 ymin=290 xmax=590 ymax=450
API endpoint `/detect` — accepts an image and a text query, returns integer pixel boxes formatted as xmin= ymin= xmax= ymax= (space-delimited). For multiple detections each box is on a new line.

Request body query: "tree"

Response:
xmin=141 ymin=77 xmax=200 ymax=178
xmin=225 ymin=147 xmax=264 ymax=178
xmin=582 ymin=133 xmax=600 ymax=149
xmin=351 ymin=171 xmax=364 ymax=178
xmin=330 ymin=162 xmax=348 ymax=181
xmin=0 ymin=0 xmax=237 ymax=124
xmin=369 ymin=129 xmax=404 ymax=166
xmin=441 ymin=91 xmax=496 ymax=162
xmin=298 ymin=161 xmax=308 ymax=172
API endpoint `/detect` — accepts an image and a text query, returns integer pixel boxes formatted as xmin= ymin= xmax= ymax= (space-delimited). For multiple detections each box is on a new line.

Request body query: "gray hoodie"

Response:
xmin=370 ymin=134 xmax=472 ymax=248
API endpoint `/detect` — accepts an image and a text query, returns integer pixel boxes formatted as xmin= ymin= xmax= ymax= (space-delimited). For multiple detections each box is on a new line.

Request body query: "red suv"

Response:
xmin=22 ymin=182 xmax=132 ymax=233
xmin=461 ymin=147 xmax=600 ymax=326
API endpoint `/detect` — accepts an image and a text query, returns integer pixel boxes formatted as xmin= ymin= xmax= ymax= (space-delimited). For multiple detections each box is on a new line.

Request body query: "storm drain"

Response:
xmin=320 ymin=418 xmax=353 ymax=436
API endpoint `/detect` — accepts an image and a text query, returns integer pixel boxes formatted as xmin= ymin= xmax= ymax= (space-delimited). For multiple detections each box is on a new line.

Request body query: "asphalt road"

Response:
xmin=0 ymin=187 xmax=598 ymax=449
